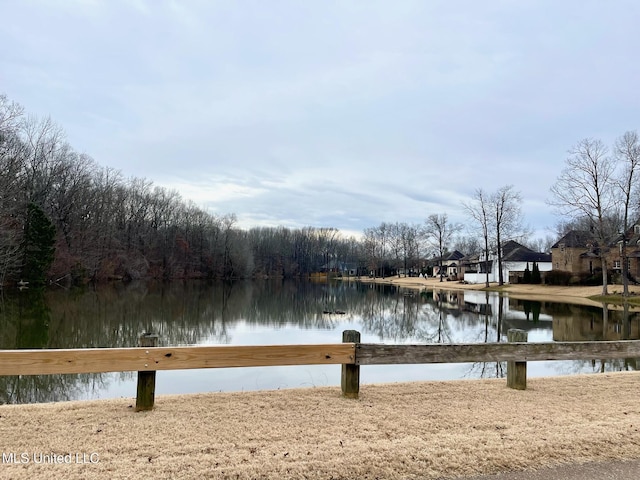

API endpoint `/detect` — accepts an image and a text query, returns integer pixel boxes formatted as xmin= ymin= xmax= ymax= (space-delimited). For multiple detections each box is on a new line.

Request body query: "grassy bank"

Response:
xmin=1 ymin=373 xmax=640 ymax=479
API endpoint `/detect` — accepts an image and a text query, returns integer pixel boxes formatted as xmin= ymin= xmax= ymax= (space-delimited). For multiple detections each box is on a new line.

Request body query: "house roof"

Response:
xmin=460 ymin=242 xmax=550 ymax=264
xmin=551 ymin=226 xmax=640 ymax=255
xmin=609 ymin=222 xmax=640 ymax=247
xmin=579 ymin=251 xmax=601 ymax=258
xmin=444 ymin=250 xmax=465 ymax=261
xmin=551 ymin=230 xmax=598 ymax=249
xmin=429 ymin=250 xmax=466 ymax=265
xmin=501 ymin=240 xmax=552 ymax=263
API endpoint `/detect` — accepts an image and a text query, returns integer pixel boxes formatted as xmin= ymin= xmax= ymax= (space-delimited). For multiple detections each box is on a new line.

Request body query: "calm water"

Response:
xmin=1 ymin=280 xmax=639 ymax=404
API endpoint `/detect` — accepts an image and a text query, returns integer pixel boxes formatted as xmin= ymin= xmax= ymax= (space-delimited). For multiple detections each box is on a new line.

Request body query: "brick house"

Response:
xmin=550 ymin=230 xmax=601 ymax=274
xmin=551 ymin=225 xmax=640 ymax=282
xmin=610 ymin=223 xmax=640 ymax=281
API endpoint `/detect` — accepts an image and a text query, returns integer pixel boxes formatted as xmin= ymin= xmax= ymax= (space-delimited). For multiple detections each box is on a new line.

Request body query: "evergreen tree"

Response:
xmin=531 ymin=301 xmax=541 ymax=322
xmin=21 ymin=203 xmax=56 ymax=286
xmin=522 ymin=262 xmax=531 ymax=284
xmin=532 ymin=261 xmax=541 ymax=284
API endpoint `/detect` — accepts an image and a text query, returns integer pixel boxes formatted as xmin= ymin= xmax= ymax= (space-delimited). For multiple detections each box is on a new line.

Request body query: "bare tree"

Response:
xmin=549 ymin=138 xmax=617 ymax=295
xmin=401 ymin=223 xmax=421 ymax=277
xmin=424 ymin=214 xmax=462 ymax=282
xmin=386 ymin=222 xmax=420 ymax=277
xmin=21 ymin=115 xmax=65 ymax=206
xmin=491 ymin=185 xmax=525 ymax=285
xmin=614 ymin=130 xmax=640 ymax=296
xmin=463 ymin=189 xmax=492 ymax=287
xmin=453 ymin=234 xmax=481 ymax=257
xmin=363 ymin=223 xmax=390 ymax=278
xmin=0 ymin=98 xmax=26 ymax=285
xmin=387 ymin=223 xmax=403 ymax=277
xmin=0 ymin=94 xmax=24 ymax=134
xmin=523 ymin=234 xmax=556 ymax=254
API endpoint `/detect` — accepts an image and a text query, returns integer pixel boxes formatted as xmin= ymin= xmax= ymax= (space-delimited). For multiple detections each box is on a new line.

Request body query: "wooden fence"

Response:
xmin=2 ymin=329 xmax=640 ymax=410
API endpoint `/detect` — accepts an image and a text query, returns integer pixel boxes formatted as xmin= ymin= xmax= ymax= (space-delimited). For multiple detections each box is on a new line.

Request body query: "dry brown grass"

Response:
xmin=2 ymin=373 xmax=640 ymax=479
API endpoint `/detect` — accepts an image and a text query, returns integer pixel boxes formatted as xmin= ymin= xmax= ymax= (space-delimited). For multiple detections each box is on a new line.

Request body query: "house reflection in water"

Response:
xmin=431 ymin=290 xmax=495 ymax=315
xmin=433 ymin=290 xmax=640 ymax=344
xmin=551 ymin=304 xmax=640 ymax=342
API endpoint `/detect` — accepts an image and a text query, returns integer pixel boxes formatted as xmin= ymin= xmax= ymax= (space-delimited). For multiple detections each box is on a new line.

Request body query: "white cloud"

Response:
xmin=2 ymin=0 xmax=640 ymax=241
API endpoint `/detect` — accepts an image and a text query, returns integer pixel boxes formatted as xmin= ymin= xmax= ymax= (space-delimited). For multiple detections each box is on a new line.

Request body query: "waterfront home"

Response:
xmin=464 ymin=240 xmax=552 ymax=284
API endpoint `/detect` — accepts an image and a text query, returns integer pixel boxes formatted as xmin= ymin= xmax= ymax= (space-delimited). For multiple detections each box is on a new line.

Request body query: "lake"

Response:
xmin=1 ymin=279 xmax=639 ymax=404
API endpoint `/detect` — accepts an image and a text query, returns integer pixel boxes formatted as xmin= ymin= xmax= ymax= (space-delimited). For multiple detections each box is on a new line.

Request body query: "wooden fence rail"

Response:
xmin=355 ymin=340 xmax=640 ymax=365
xmin=0 ymin=343 xmax=356 ymax=375
xmin=1 ymin=329 xmax=639 ymax=410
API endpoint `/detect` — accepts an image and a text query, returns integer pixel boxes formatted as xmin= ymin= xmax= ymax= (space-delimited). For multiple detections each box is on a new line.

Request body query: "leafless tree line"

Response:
xmin=0 ymin=95 xmax=368 ymax=284
xmin=0 ymin=94 xmax=536 ymax=285
xmin=361 ymin=186 xmax=535 ymax=285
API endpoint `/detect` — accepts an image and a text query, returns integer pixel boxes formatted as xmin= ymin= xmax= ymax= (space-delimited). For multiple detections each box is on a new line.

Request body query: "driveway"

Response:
xmin=460 ymin=459 xmax=640 ymax=480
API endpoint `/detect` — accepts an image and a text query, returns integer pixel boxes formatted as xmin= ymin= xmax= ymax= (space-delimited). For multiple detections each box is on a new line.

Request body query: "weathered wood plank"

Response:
xmin=507 ymin=330 xmax=528 ymax=390
xmin=356 ymin=341 xmax=640 ymax=365
xmin=136 ymin=333 xmax=159 ymax=411
xmin=0 ymin=344 xmax=357 ymax=376
xmin=341 ymin=330 xmax=361 ymax=399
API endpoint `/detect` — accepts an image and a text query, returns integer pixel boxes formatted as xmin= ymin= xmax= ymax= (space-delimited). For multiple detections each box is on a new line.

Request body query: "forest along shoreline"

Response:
xmin=353 ymin=275 xmax=640 ymax=308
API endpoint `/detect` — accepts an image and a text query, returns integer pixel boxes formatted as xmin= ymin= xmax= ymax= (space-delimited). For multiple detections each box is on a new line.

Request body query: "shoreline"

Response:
xmin=1 ymin=373 xmax=640 ymax=479
xmin=349 ymin=275 xmax=640 ymax=308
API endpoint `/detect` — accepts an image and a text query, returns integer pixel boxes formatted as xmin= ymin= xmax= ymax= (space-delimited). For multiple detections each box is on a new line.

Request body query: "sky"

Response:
xmin=2 ymin=1 xmax=639 ymax=241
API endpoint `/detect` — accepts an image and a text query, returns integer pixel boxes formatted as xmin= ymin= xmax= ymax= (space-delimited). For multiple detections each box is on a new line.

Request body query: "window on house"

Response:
xmin=479 ymin=261 xmax=492 ymax=274
xmin=614 ymin=260 xmax=621 ymax=270
xmin=559 ymin=243 xmax=565 ymax=252
xmin=635 ymin=225 xmax=640 ymax=234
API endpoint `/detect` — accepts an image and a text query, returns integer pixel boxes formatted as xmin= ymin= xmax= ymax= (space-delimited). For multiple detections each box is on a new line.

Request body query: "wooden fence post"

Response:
xmin=341 ymin=330 xmax=360 ymax=399
xmin=136 ymin=333 xmax=159 ymax=411
xmin=507 ymin=329 xmax=528 ymax=390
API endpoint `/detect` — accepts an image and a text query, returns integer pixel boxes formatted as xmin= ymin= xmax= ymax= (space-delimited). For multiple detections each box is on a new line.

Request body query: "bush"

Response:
xmin=545 ymin=269 xmax=611 ymax=286
xmin=569 ymin=270 xmax=611 ymax=286
xmin=545 ymin=270 xmax=572 ymax=286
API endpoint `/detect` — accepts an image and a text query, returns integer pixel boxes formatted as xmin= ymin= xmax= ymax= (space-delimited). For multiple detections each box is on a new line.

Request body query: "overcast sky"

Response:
xmin=2 ymin=1 xmax=639 ymax=240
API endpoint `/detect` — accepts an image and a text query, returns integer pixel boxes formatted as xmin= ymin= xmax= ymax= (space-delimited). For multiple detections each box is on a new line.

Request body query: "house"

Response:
xmin=501 ymin=240 xmax=553 ymax=283
xmin=463 ymin=241 xmax=552 ymax=284
xmin=549 ymin=223 xmax=640 ymax=283
xmin=609 ymin=223 xmax=640 ymax=281
xmin=550 ymin=230 xmax=600 ymax=275
xmin=551 ymin=226 xmax=640 ymax=282
xmin=431 ymin=250 xmax=465 ymax=280
xmin=318 ymin=260 xmax=360 ymax=277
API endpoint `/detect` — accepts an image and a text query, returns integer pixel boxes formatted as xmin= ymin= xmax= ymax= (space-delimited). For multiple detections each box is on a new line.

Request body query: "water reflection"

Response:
xmin=1 ymin=280 xmax=639 ymax=404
